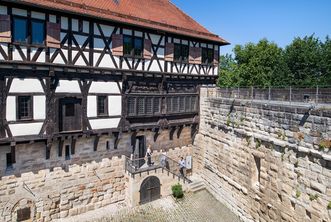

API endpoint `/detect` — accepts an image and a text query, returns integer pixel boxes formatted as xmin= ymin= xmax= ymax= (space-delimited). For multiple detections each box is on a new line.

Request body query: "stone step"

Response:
xmin=188 ymin=180 xmax=206 ymax=193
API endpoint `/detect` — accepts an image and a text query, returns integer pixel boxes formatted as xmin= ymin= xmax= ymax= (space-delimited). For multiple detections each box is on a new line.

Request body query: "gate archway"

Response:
xmin=139 ymin=176 xmax=161 ymax=204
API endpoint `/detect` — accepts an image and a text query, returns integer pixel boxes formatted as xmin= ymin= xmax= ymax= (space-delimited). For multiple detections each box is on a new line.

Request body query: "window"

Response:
xmin=123 ymin=35 xmax=143 ymax=57
xmin=13 ymin=17 xmax=27 ymax=43
xmin=146 ymin=97 xmax=153 ymax=114
xmin=6 ymin=153 xmax=13 ymax=168
xmin=128 ymin=97 xmax=136 ymax=116
xmin=65 ymin=103 xmax=75 ymax=117
xmin=202 ymin=48 xmax=214 ymax=64
xmin=17 ymin=96 xmax=32 ymax=120
xmin=174 ymin=43 xmax=189 ymax=62
xmin=31 ymin=19 xmax=45 ymax=44
xmin=65 ymin=145 xmax=70 ymax=160
xmin=97 ymin=96 xmax=108 ymax=116
xmin=13 ymin=17 xmax=45 ymax=44
xmin=137 ymin=97 xmax=145 ymax=115
xmin=179 ymin=97 xmax=185 ymax=111
xmin=153 ymin=98 xmax=160 ymax=114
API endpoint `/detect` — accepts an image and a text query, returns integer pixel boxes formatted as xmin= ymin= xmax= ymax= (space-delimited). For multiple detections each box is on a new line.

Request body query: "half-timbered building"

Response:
xmin=0 ymin=0 xmax=228 ymax=213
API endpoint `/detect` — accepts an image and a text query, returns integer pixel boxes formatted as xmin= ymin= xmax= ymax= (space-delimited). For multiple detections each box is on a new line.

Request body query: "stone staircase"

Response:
xmin=188 ymin=176 xmax=206 ymax=193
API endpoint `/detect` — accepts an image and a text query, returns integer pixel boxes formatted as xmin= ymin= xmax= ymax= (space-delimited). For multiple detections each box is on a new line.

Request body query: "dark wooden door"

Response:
xmin=140 ymin=176 xmax=161 ymax=204
xmin=59 ymin=98 xmax=82 ymax=132
xmin=137 ymin=136 xmax=146 ymax=167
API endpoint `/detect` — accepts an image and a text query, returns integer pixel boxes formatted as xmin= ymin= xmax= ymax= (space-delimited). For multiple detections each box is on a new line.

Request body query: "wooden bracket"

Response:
xmin=113 ymin=132 xmax=121 ymax=149
xmin=153 ymin=128 xmax=160 ymax=142
xmin=177 ymin=125 xmax=184 ymax=139
xmin=93 ymin=135 xmax=100 ymax=151
xmin=169 ymin=127 xmax=176 ymax=140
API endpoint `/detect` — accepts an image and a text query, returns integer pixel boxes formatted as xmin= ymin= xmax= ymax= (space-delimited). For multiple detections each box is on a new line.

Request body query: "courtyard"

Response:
xmin=55 ymin=190 xmax=240 ymax=222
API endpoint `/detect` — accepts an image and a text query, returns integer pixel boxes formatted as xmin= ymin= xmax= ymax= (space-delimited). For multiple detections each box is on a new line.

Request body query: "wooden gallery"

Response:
xmin=0 ymin=0 xmax=228 ymax=221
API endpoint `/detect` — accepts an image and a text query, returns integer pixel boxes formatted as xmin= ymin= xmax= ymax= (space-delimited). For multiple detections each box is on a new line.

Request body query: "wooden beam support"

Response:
xmin=169 ymin=127 xmax=176 ymax=140
xmin=153 ymin=128 xmax=160 ymax=142
xmin=176 ymin=125 xmax=183 ymax=139
xmin=93 ymin=135 xmax=100 ymax=151
xmin=58 ymin=139 xmax=64 ymax=157
xmin=71 ymin=138 xmax=76 ymax=155
xmin=113 ymin=132 xmax=120 ymax=150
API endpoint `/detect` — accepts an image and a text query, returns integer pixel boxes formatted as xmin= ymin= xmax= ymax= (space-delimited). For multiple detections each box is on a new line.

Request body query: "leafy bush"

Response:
xmin=328 ymin=201 xmax=331 ymax=209
xmin=172 ymin=183 xmax=184 ymax=199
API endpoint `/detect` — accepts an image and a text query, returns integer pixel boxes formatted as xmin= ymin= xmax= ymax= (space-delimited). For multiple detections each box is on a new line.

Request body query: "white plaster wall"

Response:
xmin=56 ymin=80 xmax=81 ymax=93
xmin=33 ymin=96 xmax=46 ymax=120
xmin=89 ymin=82 xmax=121 ymax=94
xmin=31 ymin=48 xmax=46 ymax=63
xmin=72 ymin=50 xmax=89 ymax=66
xmin=6 ymin=96 xmax=16 ymax=121
xmin=13 ymin=46 xmax=27 ymax=61
xmin=87 ymin=96 xmax=97 ymax=117
xmin=108 ymin=96 xmax=121 ymax=116
xmin=9 ymin=78 xmax=44 ymax=93
xmin=89 ymin=118 xmax=120 ymax=130
xmin=9 ymin=122 xmax=43 ymax=136
xmin=50 ymin=48 xmax=68 ymax=64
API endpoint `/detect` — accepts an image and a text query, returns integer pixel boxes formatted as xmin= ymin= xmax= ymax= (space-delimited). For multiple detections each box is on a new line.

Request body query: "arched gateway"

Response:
xmin=139 ymin=176 xmax=161 ymax=204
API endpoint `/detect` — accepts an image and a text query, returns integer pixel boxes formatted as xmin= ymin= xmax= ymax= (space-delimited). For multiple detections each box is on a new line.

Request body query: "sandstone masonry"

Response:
xmin=193 ymin=87 xmax=331 ymax=222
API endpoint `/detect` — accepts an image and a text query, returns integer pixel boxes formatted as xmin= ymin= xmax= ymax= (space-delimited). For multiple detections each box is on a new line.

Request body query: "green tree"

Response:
xmin=233 ymin=39 xmax=289 ymax=87
xmin=284 ymin=35 xmax=323 ymax=86
xmin=321 ymin=36 xmax=331 ymax=86
xmin=217 ymin=54 xmax=240 ymax=87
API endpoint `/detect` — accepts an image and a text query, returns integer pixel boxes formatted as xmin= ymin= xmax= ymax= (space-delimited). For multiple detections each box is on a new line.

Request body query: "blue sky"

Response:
xmin=171 ymin=0 xmax=331 ymax=55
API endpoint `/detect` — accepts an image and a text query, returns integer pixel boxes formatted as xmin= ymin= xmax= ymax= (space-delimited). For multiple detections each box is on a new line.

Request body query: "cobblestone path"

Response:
xmin=57 ymin=190 xmax=240 ymax=222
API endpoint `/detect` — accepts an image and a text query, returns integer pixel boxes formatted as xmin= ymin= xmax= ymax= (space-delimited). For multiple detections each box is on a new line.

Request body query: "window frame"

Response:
xmin=174 ymin=43 xmax=189 ymax=63
xmin=12 ymin=15 xmax=46 ymax=46
xmin=201 ymin=47 xmax=214 ymax=65
xmin=123 ymin=34 xmax=143 ymax=58
xmin=16 ymin=95 xmax=33 ymax=121
xmin=31 ymin=18 xmax=46 ymax=45
xmin=12 ymin=16 xmax=28 ymax=43
xmin=97 ymin=95 xmax=109 ymax=117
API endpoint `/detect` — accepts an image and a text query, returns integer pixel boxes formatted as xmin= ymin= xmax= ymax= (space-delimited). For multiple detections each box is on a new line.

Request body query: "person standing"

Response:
xmin=179 ymin=157 xmax=185 ymax=177
xmin=146 ymin=145 xmax=153 ymax=166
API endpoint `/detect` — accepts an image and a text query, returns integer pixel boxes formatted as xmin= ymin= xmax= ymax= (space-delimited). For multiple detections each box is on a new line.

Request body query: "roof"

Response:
xmin=7 ymin=0 xmax=229 ymax=45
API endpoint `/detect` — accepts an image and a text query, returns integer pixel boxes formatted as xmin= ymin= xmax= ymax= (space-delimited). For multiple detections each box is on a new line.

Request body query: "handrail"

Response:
xmin=125 ymin=154 xmax=192 ymax=183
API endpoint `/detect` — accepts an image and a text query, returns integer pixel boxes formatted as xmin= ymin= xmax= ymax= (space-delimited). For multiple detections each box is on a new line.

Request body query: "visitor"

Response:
xmin=146 ymin=145 xmax=153 ymax=166
xmin=179 ymin=157 xmax=185 ymax=177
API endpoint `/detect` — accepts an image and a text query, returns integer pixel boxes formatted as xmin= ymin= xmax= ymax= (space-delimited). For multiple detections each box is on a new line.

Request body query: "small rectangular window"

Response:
xmin=13 ymin=17 xmax=27 ymax=43
xmin=174 ymin=43 xmax=189 ymax=63
xmin=202 ymin=48 xmax=214 ymax=64
xmin=31 ymin=19 xmax=45 ymax=44
xmin=134 ymin=37 xmax=143 ymax=56
xmin=173 ymin=97 xmax=179 ymax=113
xmin=97 ymin=96 xmax=108 ymax=116
xmin=123 ymin=35 xmax=133 ymax=56
xmin=6 ymin=153 xmax=12 ymax=168
xmin=185 ymin=96 xmax=191 ymax=112
xmin=123 ymin=35 xmax=143 ymax=57
xmin=146 ymin=97 xmax=153 ymax=114
xmin=179 ymin=97 xmax=185 ymax=111
xmin=167 ymin=97 xmax=172 ymax=113
xmin=65 ymin=103 xmax=75 ymax=117
xmin=128 ymin=97 xmax=136 ymax=116
xmin=17 ymin=96 xmax=32 ymax=120
xmin=137 ymin=97 xmax=145 ymax=115
xmin=65 ymin=145 xmax=70 ymax=160
xmin=153 ymin=97 xmax=160 ymax=114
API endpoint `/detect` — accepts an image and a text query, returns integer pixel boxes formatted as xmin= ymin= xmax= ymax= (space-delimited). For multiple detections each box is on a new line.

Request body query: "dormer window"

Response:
xmin=174 ymin=43 xmax=189 ymax=62
xmin=123 ymin=35 xmax=143 ymax=57
xmin=202 ymin=47 xmax=214 ymax=64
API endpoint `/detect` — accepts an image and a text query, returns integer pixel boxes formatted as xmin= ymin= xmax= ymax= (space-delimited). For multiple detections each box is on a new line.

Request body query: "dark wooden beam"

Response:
xmin=93 ymin=135 xmax=100 ymax=151
xmin=176 ymin=125 xmax=183 ymax=139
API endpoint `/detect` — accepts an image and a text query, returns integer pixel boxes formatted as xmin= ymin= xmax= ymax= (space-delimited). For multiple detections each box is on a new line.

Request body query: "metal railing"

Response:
xmin=125 ymin=154 xmax=192 ymax=183
xmin=206 ymin=86 xmax=331 ymax=104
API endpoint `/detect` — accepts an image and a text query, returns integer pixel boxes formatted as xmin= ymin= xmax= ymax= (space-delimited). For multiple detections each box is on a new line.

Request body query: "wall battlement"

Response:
xmin=193 ymin=87 xmax=331 ymax=222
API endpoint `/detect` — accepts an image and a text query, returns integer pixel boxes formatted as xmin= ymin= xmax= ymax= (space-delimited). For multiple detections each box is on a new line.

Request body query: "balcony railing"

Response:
xmin=125 ymin=154 xmax=192 ymax=183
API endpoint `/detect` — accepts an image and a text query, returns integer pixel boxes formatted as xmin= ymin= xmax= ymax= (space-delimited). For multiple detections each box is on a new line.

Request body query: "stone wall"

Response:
xmin=0 ymin=127 xmax=193 ymax=221
xmin=0 ymin=155 xmax=127 ymax=222
xmin=193 ymin=87 xmax=331 ymax=222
